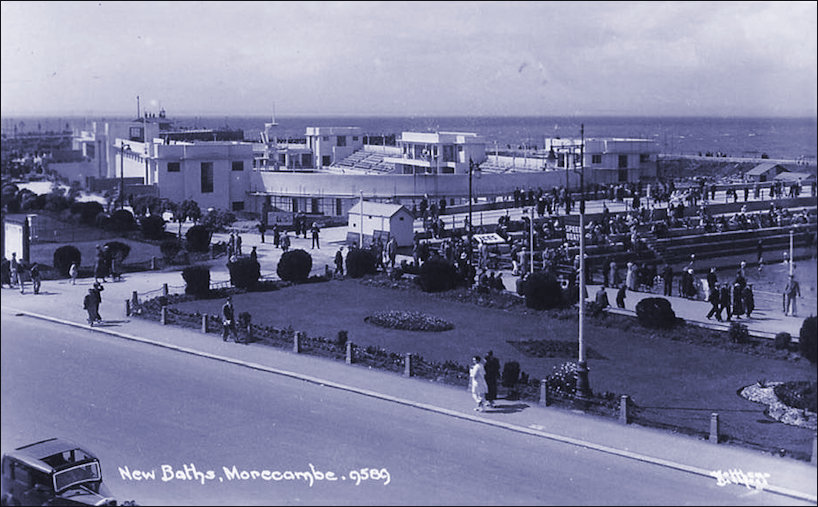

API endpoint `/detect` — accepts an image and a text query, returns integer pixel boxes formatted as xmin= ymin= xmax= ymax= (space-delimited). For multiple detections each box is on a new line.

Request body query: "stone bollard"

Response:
xmin=160 ymin=306 xmax=167 ymax=325
xmin=620 ymin=395 xmax=630 ymax=425
xmin=125 ymin=299 xmax=131 ymax=316
xmin=812 ymin=435 xmax=817 ymax=466
xmin=710 ymin=413 xmax=720 ymax=444
xmin=345 ymin=341 xmax=353 ymax=364
xmin=539 ymin=379 xmax=549 ymax=406
xmin=162 ymin=283 xmax=169 ymax=297
xmin=150 ymin=256 xmax=157 ymax=270
xmin=404 ymin=353 xmax=413 ymax=377
xmin=293 ymin=332 xmax=302 ymax=353
xmin=201 ymin=314 xmax=208 ymax=334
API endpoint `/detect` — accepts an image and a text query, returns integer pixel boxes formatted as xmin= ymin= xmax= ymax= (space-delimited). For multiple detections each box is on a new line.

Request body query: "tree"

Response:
xmin=182 ymin=199 xmax=202 ymax=224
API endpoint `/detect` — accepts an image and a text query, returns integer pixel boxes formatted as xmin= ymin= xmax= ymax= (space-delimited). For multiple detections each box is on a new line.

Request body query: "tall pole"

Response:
xmin=789 ymin=229 xmax=794 ymax=276
xmin=576 ymin=123 xmax=591 ymax=404
xmin=119 ymin=143 xmax=128 ymax=210
xmin=529 ymin=207 xmax=534 ymax=272
xmin=468 ymin=158 xmax=474 ymax=269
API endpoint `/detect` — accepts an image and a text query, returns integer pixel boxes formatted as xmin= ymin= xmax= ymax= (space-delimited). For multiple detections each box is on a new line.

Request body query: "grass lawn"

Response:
xmin=174 ymin=276 xmax=818 ymax=460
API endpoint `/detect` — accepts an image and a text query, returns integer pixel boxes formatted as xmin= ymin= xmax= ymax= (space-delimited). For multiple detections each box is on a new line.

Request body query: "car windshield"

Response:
xmin=52 ymin=461 xmax=101 ymax=492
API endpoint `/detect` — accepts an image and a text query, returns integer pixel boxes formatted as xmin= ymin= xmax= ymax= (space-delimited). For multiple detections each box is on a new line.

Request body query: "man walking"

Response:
xmin=616 ymin=283 xmax=627 ymax=309
xmin=30 ymin=263 xmax=41 ymax=294
xmin=484 ymin=351 xmax=501 ymax=408
xmin=311 ymin=222 xmax=320 ymax=249
xmin=784 ymin=274 xmax=801 ymax=316
xmin=258 ymin=222 xmax=266 ymax=243
xmin=83 ymin=288 xmax=98 ymax=326
xmin=9 ymin=252 xmax=20 ymax=288
xmin=222 ymin=297 xmax=236 ymax=342
xmin=706 ymin=283 xmax=721 ymax=321
xmin=662 ymin=264 xmax=673 ymax=297
xmin=719 ymin=282 xmax=732 ymax=321
xmin=334 ymin=247 xmax=344 ymax=277
xmin=386 ymin=236 xmax=397 ymax=269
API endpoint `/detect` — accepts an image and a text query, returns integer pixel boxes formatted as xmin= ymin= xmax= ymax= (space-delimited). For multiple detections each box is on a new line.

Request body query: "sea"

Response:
xmin=3 ymin=115 xmax=816 ymax=161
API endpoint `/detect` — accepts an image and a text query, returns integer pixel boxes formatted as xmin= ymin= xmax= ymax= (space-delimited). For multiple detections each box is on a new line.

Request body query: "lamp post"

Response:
xmin=575 ymin=123 xmax=592 ymax=405
xmin=359 ymin=189 xmax=364 ymax=249
xmin=789 ymin=229 xmax=794 ymax=276
xmin=119 ymin=142 xmax=131 ymax=210
xmin=468 ymin=158 xmax=474 ymax=269
xmin=528 ymin=207 xmax=534 ymax=272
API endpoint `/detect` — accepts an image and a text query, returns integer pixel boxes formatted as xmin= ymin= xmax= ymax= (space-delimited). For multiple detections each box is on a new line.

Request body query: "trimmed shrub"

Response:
xmin=201 ymin=209 xmax=237 ymax=232
xmin=53 ymin=245 xmax=81 ymax=277
xmin=545 ymin=361 xmax=579 ymax=397
xmin=522 ymin=271 xmax=564 ymax=310
xmin=140 ymin=214 xmax=166 ymax=240
xmin=336 ymin=330 xmax=349 ymax=348
xmin=417 ymin=258 xmax=461 ymax=292
xmin=228 ymin=256 xmax=261 ymax=289
xmin=103 ymin=241 xmax=131 ymax=263
xmin=799 ymin=316 xmax=817 ymax=364
xmin=108 ymin=209 xmax=138 ymax=232
xmin=635 ymin=297 xmax=678 ymax=329
xmin=160 ymin=238 xmax=183 ymax=262
xmin=774 ymin=332 xmax=792 ymax=351
xmin=185 ymin=225 xmax=212 ymax=253
xmin=276 ymin=249 xmax=312 ymax=283
xmin=181 ymin=265 xmax=210 ymax=296
xmin=346 ymin=248 xmax=377 ymax=278
xmin=774 ymin=381 xmax=817 ymax=413
xmin=728 ymin=321 xmax=750 ymax=344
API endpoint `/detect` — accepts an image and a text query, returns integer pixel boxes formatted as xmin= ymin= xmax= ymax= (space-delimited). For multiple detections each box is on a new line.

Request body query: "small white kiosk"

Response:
xmin=347 ymin=200 xmax=414 ymax=247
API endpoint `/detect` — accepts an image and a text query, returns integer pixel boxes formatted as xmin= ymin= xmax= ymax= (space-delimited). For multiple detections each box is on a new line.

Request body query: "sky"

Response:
xmin=1 ymin=1 xmax=816 ymax=118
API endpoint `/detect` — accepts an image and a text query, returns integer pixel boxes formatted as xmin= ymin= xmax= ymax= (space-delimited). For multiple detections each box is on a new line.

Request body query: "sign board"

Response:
xmin=473 ymin=233 xmax=506 ymax=245
xmin=565 ymin=224 xmax=581 ymax=243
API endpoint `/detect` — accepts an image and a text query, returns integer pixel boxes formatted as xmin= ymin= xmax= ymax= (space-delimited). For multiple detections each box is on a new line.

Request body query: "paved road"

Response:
xmin=1 ymin=311 xmax=806 ymax=506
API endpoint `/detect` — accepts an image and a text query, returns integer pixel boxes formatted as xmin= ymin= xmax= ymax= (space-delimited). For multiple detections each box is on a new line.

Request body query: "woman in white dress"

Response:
xmin=470 ymin=355 xmax=489 ymax=412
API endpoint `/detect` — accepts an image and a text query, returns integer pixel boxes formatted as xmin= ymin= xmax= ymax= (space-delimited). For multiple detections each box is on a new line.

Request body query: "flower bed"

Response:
xmin=364 ymin=310 xmax=454 ymax=332
xmin=739 ymin=381 xmax=817 ymax=430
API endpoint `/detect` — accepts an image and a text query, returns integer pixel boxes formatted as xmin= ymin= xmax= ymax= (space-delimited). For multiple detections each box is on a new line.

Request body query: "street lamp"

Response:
xmin=575 ymin=124 xmax=592 ymax=405
xmin=468 ymin=158 xmax=474 ymax=269
xmin=119 ymin=142 xmax=131 ymax=210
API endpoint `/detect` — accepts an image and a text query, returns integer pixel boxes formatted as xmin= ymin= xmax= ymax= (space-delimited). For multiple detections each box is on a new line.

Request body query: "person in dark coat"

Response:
xmin=334 ymin=247 xmax=344 ymax=277
xmin=662 ymin=264 xmax=673 ymax=297
xmin=743 ymin=284 xmax=755 ymax=318
xmin=484 ymin=351 xmax=501 ymax=408
xmin=706 ymin=283 xmax=721 ymax=321
xmin=83 ymin=288 xmax=98 ymax=326
xmin=90 ymin=281 xmax=104 ymax=323
xmin=616 ymin=284 xmax=627 ymax=309
xmin=732 ymin=281 xmax=744 ymax=319
xmin=719 ymin=283 xmax=732 ymax=321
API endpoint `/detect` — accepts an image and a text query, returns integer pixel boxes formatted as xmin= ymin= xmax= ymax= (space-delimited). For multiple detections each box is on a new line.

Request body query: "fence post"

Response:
xmin=709 ymin=413 xmax=720 ymax=444
xmin=293 ymin=332 xmax=302 ymax=353
xmin=131 ymin=291 xmax=139 ymax=307
xmin=345 ymin=342 xmax=353 ymax=364
xmin=404 ymin=353 xmax=413 ymax=377
xmin=125 ymin=299 xmax=131 ymax=316
xmin=151 ymin=256 xmax=157 ymax=270
xmin=539 ymin=379 xmax=549 ymax=406
xmin=162 ymin=283 xmax=168 ymax=297
xmin=160 ymin=306 xmax=167 ymax=325
xmin=619 ymin=395 xmax=630 ymax=425
xmin=201 ymin=314 xmax=208 ymax=334
xmin=812 ymin=435 xmax=817 ymax=466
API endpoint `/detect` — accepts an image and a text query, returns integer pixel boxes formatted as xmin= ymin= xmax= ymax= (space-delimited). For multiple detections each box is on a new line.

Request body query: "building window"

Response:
xmin=232 ymin=161 xmax=244 ymax=171
xmin=201 ymin=162 xmax=214 ymax=193
xmin=591 ymin=154 xmax=602 ymax=164
xmin=292 ymin=197 xmax=299 ymax=213
xmin=337 ymin=136 xmax=346 ymax=147
xmin=322 ymin=136 xmax=329 ymax=141
xmin=640 ymin=153 xmax=650 ymax=163
xmin=618 ymin=155 xmax=628 ymax=169
xmin=336 ymin=198 xmax=343 ymax=216
xmin=311 ymin=198 xmax=319 ymax=214
xmin=232 ymin=201 xmax=245 ymax=211
xmin=167 ymin=162 xmax=180 ymax=172
xmin=352 ymin=136 xmax=359 ymax=141
xmin=322 ymin=155 xmax=331 ymax=166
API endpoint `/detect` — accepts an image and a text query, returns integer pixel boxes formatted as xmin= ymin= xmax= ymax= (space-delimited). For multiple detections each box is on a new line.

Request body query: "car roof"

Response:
xmin=4 ymin=438 xmax=97 ymax=473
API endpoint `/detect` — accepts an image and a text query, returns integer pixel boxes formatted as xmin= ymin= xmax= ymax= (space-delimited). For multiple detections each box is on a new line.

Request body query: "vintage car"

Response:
xmin=1 ymin=438 xmax=119 ymax=506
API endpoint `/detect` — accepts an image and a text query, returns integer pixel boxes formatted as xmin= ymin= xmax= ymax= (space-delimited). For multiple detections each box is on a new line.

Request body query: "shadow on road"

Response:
xmin=486 ymin=403 xmax=529 ymax=414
